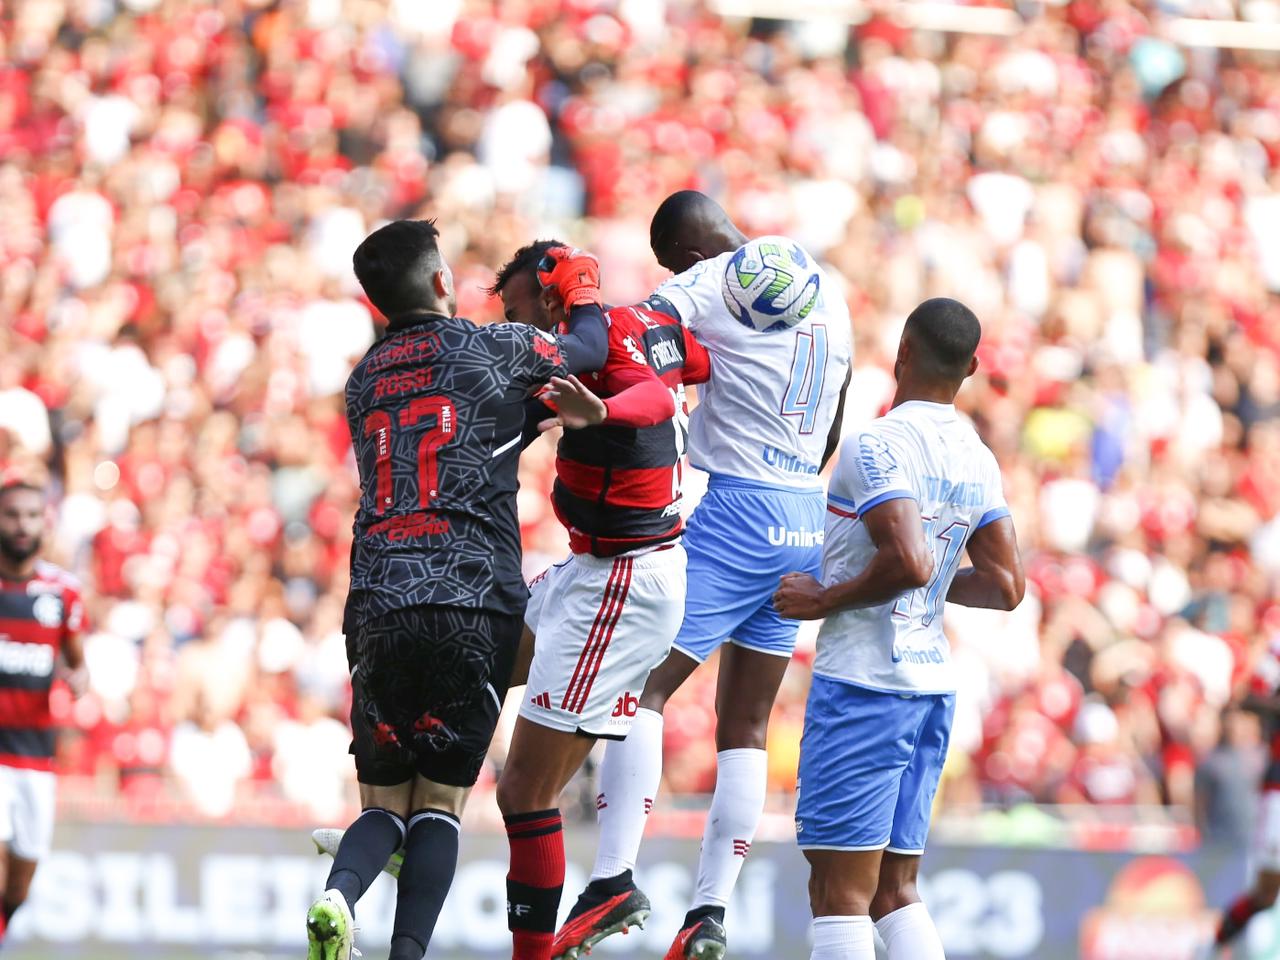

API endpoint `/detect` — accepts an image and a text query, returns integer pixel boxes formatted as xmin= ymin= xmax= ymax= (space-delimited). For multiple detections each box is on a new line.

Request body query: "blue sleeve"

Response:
xmin=976 ymin=505 xmax=1011 ymax=529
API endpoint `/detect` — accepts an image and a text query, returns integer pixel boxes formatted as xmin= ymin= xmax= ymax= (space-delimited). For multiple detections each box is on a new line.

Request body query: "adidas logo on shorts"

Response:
xmin=531 ymin=691 xmax=552 ymax=709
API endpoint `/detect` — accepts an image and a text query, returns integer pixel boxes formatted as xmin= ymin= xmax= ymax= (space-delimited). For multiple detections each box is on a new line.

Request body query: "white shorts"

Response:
xmin=0 ymin=766 xmax=56 ymax=861
xmin=1258 ymin=787 xmax=1280 ymax=873
xmin=522 ymin=544 xmax=687 ymax=739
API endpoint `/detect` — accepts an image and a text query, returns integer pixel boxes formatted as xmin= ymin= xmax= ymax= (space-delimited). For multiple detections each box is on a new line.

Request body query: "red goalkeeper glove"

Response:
xmin=536 ymin=246 xmax=602 ymax=309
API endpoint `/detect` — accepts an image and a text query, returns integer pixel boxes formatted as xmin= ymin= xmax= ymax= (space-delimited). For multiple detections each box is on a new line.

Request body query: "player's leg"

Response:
xmin=309 ymin=651 xmax=415 ymax=960
xmin=0 ymin=768 xmax=55 ymax=940
xmin=386 ymin=605 xmax=522 ymax=960
xmin=503 ymin=553 xmax=641 ymax=960
xmin=587 ymin=647 xmax=698 ymax=879
xmin=806 ymin=850 xmax=882 ymax=960
xmin=1216 ymin=875 xmax=1280 ymax=958
xmin=518 ymin=547 xmax=686 ymax=960
xmin=868 ymin=693 xmax=954 ymax=959
xmin=498 ymin=719 xmax=599 ymax=960
xmin=797 ymin=677 xmax=926 ymax=960
xmin=669 ymin=484 xmax=827 ymax=956
xmin=666 ymin=642 xmax=788 ymax=956
xmin=590 ymin=520 xmax=756 ymax=919
xmin=385 ymin=776 xmax=472 ymax=960
xmin=1214 ymin=778 xmax=1280 ymax=949
xmin=510 ymin=624 xmax=536 ymax=688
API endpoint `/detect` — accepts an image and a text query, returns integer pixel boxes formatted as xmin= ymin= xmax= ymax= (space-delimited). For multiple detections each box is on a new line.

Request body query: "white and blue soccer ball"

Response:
xmin=721 ymin=236 xmax=821 ymax=332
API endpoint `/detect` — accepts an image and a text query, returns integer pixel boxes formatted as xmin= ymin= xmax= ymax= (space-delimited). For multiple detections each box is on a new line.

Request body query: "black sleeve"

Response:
xmin=558 ymin=303 xmax=609 ymax=375
xmin=522 ymin=398 xmax=556 ymax=449
xmin=642 ymin=294 xmax=683 ymax=322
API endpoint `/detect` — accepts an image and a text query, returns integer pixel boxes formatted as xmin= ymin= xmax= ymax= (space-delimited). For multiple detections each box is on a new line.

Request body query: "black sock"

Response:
xmin=388 ymin=934 xmax=426 ymax=960
xmin=585 ymin=868 xmax=634 ymax=898
xmin=2 ymin=900 xmax=17 ymax=924
xmin=326 ymin=807 xmax=406 ymax=914
xmin=683 ymin=904 xmax=726 ymax=929
xmin=391 ymin=808 xmax=462 ymax=953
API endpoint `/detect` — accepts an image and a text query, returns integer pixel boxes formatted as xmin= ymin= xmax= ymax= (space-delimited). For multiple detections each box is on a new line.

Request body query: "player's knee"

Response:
xmin=495 ymin=765 xmax=554 ymax=816
xmin=808 ymin=870 xmax=874 ymax=917
xmin=637 ymin=688 xmax=670 ymax=714
xmin=715 ymin=711 xmax=770 ymax=751
xmin=870 ymin=882 xmax=920 ymax=921
xmin=495 ymin=772 xmax=526 ymax=816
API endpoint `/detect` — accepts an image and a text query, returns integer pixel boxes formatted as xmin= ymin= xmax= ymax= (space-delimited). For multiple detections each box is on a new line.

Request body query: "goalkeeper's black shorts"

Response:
xmin=347 ymin=604 xmax=522 ymax=788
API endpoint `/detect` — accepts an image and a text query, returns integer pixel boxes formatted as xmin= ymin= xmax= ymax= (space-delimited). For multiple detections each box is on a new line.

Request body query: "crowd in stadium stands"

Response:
xmin=1 ymin=0 xmax=1279 ymax=832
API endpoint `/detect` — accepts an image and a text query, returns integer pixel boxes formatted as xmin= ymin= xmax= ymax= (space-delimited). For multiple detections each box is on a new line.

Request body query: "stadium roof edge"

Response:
xmin=708 ymin=0 xmax=1280 ymax=49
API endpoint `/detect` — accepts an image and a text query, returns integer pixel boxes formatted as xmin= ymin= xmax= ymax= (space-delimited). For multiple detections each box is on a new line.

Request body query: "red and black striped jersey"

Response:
xmin=553 ymin=304 xmax=711 ymax=556
xmin=0 ymin=561 xmax=84 ymax=771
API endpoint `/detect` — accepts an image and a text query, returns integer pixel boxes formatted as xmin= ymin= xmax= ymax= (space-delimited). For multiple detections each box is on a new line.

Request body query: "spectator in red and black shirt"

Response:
xmin=310 ymin=221 xmax=607 ymax=960
xmin=0 ymin=480 xmax=87 ymax=944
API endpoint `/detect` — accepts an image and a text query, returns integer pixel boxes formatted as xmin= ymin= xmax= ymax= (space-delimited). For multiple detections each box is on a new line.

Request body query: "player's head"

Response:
xmin=0 ymin=481 xmax=46 ymax=567
xmin=649 ymin=190 xmax=748 ymax=274
xmin=489 ymin=239 xmax=567 ymax=333
xmin=896 ymin=298 xmax=981 ymax=397
xmin=352 ymin=219 xmax=456 ymax=321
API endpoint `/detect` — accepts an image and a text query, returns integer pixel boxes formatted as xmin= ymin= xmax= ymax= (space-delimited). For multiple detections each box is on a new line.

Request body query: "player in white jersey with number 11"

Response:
xmin=554 ymin=191 xmax=852 ymax=960
xmin=775 ymin=298 xmax=1025 ymax=960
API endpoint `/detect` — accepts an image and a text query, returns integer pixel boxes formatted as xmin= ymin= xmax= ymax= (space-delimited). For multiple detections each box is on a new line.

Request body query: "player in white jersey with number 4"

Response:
xmin=774 ymin=298 xmax=1025 ymax=960
xmin=554 ymin=191 xmax=852 ymax=960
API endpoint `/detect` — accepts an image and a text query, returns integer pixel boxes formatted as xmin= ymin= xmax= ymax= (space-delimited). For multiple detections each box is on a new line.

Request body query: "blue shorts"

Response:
xmin=672 ymin=475 xmax=824 ymax=663
xmin=795 ymin=675 xmax=955 ymax=854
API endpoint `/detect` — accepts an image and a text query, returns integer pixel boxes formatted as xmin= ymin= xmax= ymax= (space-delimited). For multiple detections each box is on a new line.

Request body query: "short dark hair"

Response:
xmin=487 ymin=239 xmax=564 ymax=296
xmin=650 ymin=190 xmax=721 ymax=249
xmin=0 ymin=479 xmax=44 ymax=500
xmin=352 ymin=219 xmax=444 ymax=318
xmin=904 ymin=298 xmax=982 ymax=379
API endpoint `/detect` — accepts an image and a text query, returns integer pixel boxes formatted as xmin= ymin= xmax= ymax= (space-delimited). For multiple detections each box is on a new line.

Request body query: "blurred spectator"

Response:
xmin=1195 ymin=708 xmax=1265 ymax=847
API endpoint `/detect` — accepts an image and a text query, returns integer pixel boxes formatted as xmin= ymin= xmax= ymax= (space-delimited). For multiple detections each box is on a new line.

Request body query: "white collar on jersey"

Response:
xmin=887 ymin=400 xmax=958 ymax=420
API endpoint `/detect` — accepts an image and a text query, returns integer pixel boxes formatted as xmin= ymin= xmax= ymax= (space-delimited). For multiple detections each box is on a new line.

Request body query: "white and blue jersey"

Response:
xmin=796 ymin=400 xmax=1009 ymax=853
xmin=647 ymin=243 xmax=852 ymax=661
xmin=650 ymin=248 xmax=852 ymax=489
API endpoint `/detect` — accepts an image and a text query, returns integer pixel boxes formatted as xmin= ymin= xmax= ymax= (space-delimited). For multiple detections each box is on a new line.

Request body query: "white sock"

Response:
xmin=691 ymin=748 xmax=768 ymax=908
xmin=876 ymin=902 xmax=946 ymax=960
xmin=591 ymin=707 xmax=663 ymax=881
xmin=811 ymin=916 xmax=876 ymax=959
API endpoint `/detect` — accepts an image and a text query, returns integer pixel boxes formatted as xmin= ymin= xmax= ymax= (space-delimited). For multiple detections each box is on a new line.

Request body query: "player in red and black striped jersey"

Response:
xmin=0 ymin=480 xmax=87 ymax=945
xmin=488 ymin=241 xmax=710 ymax=960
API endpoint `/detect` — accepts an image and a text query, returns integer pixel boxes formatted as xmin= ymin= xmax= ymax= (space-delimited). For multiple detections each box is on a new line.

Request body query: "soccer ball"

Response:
xmin=721 ymin=236 xmax=821 ymax=332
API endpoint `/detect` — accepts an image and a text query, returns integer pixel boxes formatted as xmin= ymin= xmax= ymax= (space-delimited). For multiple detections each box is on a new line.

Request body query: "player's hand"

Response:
xmin=538 ymin=376 xmax=608 ymax=431
xmin=773 ymin=572 xmax=829 ymax=620
xmin=536 ymin=246 xmax=602 ymax=309
xmin=59 ymin=663 xmax=89 ymax=699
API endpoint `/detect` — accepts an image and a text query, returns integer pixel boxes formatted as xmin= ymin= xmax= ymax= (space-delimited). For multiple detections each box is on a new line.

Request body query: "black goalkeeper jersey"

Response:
xmin=343 ymin=312 xmax=569 ymax=628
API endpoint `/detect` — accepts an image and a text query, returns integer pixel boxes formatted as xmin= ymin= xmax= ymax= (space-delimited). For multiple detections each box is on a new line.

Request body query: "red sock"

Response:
xmin=1218 ymin=893 xmax=1263 ymax=944
xmin=505 ymin=809 xmax=565 ymax=960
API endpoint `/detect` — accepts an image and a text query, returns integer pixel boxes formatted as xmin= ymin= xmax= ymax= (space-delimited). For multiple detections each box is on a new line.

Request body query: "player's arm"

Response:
xmin=521 ymin=397 xmax=556 ymax=448
xmin=820 ymin=364 xmax=853 ymax=470
xmin=773 ymin=497 xmax=934 ymax=620
xmin=538 ymin=247 xmax=609 ymax=375
xmin=558 ymin=303 xmax=609 ymax=375
xmin=679 ymin=327 xmax=712 ymax=385
xmin=60 ymin=587 xmax=88 ymax=698
xmin=537 ymin=371 xmax=674 ymax=432
xmin=946 ymin=515 xmax=1025 ymax=611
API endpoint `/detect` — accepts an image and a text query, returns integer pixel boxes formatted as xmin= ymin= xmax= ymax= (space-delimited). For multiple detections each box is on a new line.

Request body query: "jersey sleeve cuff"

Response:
xmin=976 ymin=506 xmax=1011 ymax=529
xmin=855 ymin=489 xmax=915 ymax=515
